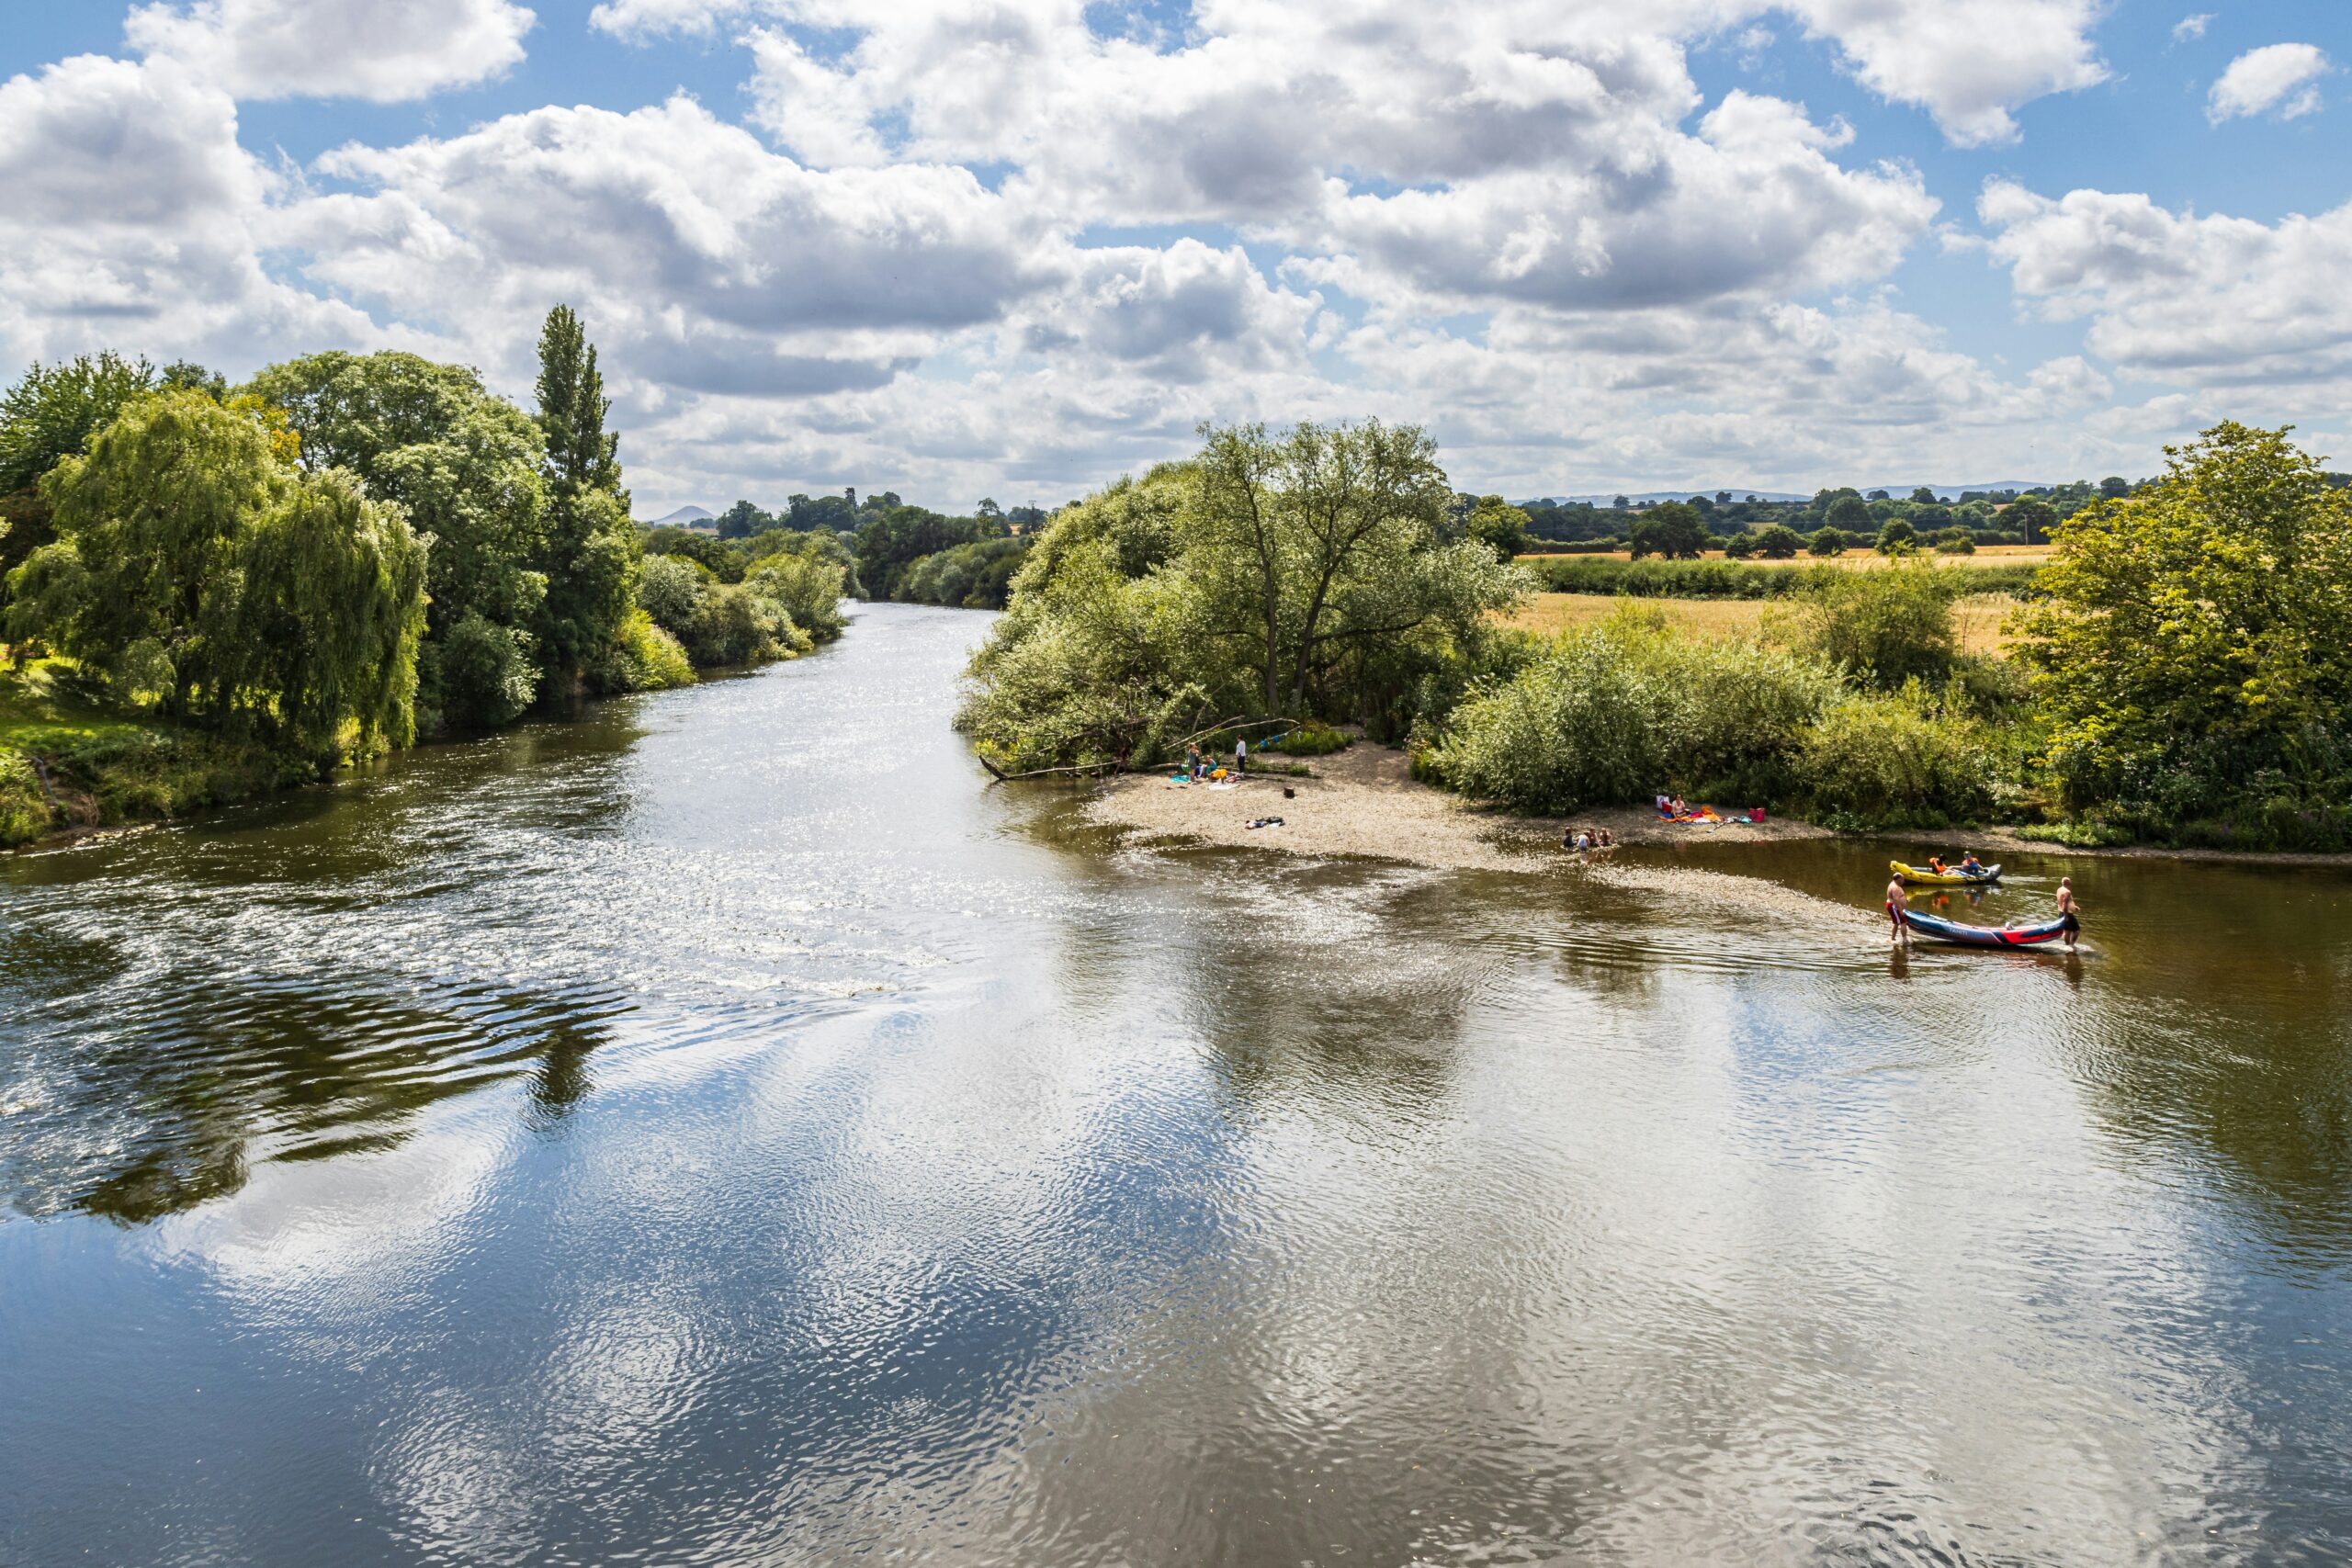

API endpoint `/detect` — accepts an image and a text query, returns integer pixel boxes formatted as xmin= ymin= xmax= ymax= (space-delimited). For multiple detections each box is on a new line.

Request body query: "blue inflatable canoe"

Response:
xmin=1901 ymin=909 xmax=2069 ymax=947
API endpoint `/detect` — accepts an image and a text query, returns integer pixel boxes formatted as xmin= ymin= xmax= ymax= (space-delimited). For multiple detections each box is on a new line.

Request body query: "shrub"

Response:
xmin=1 ymin=750 xmax=49 ymax=847
xmin=1753 ymin=525 xmax=1804 ymax=558
xmin=638 ymin=554 xmax=710 ymax=640
xmin=1793 ymin=685 xmax=1998 ymax=827
xmin=685 ymin=583 xmax=805 ymax=666
xmin=1269 ymin=720 xmax=1349 ymax=755
xmin=1426 ymin=616 xmax=1838 ymax=811
xmin=1796 ymin=561 xmax=1959 ymax=688
xmin=429 ymin=611 xmax=537 ymax=731
xmin=746 ymin=550 xmax=849 ymax=640
xmin=589 ymin=608 xmax=695 ymax=692
xmin=1808 ymin=526 xmax=1849 ymax=557
xmin=1875 ymin=517 xmax=1918 ymax=555
xmin=1722 ymin=531 xmax=1756 ymax=558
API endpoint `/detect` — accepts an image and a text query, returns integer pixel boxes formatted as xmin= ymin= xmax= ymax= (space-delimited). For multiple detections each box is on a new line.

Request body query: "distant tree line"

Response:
xmin=680 ymin=486 xmax=1056 ymax=611
xmin=1497 ymin=470 xmax=2352 ymax=559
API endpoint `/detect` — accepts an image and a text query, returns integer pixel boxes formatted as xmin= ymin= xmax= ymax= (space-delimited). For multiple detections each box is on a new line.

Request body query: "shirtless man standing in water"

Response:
xmin=2056 ymin=876 xmax=2081 ymax=950
xmin=1886 ymin=873 xmax=1909 ymax=944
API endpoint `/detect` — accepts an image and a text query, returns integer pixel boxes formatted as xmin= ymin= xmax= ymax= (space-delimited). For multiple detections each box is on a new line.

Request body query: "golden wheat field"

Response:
xmin=1502 ymin=592 xmax=2018 ymax=655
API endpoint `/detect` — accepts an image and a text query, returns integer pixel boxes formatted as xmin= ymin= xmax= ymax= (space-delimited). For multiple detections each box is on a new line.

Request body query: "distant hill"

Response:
xmin=639 ymin=503 xmax=715 ymax=528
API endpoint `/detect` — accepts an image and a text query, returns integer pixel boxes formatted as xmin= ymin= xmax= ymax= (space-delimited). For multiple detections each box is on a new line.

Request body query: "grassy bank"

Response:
xmin=1 ymin=660 xmax=313 ymax=849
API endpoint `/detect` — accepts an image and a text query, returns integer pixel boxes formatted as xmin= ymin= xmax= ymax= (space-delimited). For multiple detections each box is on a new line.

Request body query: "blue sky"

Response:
xmin=3 ymin=0 xmax=2348 ymax=510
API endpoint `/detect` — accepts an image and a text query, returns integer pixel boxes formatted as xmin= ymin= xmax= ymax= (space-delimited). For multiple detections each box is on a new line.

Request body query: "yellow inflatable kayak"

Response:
xmin=1891 ymin=859 xmax=2000 ymax=885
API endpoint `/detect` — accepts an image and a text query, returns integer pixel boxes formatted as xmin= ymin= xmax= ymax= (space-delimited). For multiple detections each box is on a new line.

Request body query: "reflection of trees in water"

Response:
xmin=1168 ymin=863 xmax=1486 ymax=1126
xmin=2 ymin=980 xmax=625 ymax=1225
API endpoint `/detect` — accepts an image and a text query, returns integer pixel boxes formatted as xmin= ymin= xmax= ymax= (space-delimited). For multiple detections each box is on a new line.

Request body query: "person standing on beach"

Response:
xmin=1235 ymin=738 xmax=1248 ymax=775
xmin=1886 ymin=873 xmax=1909 ymax=944
xmin=2055 ymin=876 xmax=2081 ymax=950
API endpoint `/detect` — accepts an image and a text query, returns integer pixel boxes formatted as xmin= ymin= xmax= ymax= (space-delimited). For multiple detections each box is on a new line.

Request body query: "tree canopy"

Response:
xmin=959 ymin=422 xmax=1522 ymax=770
xmin=6 ymin=389 xmax=424 ymax=757
xmin=2012 ymin=422 xmax=2352 ymax=829
xmin=247 ymin=350 xmax=552 ymax=730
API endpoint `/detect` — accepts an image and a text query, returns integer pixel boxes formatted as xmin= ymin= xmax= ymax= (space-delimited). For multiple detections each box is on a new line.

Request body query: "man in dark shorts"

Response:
xmin=2056 ymin=876 xmax=2081 ymax=950
xmin=1886 ymin=873 xmax=1909 ymax=944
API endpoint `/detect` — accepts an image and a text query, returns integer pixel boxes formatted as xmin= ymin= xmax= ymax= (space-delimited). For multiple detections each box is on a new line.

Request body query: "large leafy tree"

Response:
xmin=2003 ymin=497 xmax=2056 ymax=545
xmin=1189 ymin=419 xmax=1483 ymax=716
xmin=1462 ymin=494 xmax=1532 ymax=561
xmin=1628 ymin=501 xmax=1705 ymax=559
xmin=532 ymin=305 xmax=639 ymax=695
xmin=6 ymin=390 xmax=424 ymax=754
xmin=225 ymin=468 xmax=428 ymax=751
xmin=961 ymin=424 xmax=1521 ymax=767
xmin=246 ymin=351 xmax=551 ymax=730
xmin=0 ymin=352 xmax=159 ymax=578
xmin=2011 ymin=422 xmax=2352 ymax=818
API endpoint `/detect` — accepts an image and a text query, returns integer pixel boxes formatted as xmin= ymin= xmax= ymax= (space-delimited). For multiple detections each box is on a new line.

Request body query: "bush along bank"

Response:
xmin=1431 ymin=423 xmax=2352 ymax=852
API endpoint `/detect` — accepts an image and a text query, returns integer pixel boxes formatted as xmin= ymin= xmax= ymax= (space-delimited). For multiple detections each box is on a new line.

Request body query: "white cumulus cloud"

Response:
xmin=2172 ymin=14 xmax=2211 ymax=43
xmin=2206 ymin=42 xmax=2330 ymax=124
xmin=1979 ymin=179 xmax=2352 ymax=390
xmin=125 ymin=0 xmax=535 ymax=102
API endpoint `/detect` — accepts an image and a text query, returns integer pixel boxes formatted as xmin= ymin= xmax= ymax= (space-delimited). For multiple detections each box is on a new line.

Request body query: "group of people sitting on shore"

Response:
xmin=1563 ymin=827 xmax=1616 ymax=852
xmin=1179 ymin=739 xmax=1253 ymax=783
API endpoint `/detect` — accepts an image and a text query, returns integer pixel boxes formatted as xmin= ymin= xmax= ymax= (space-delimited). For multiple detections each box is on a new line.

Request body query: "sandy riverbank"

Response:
xmin=1085 ymin=742 xmax=1826 ymax=872
xmin=1083 ymin=743 xmax=1882 ymax=937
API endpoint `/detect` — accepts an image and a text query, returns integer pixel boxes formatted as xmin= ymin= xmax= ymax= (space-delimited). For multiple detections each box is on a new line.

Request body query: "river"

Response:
xmin=4 ymin=602 xmax=2350 ymax=1565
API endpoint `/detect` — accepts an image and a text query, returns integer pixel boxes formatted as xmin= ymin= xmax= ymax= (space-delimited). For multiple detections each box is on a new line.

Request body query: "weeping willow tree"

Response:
xmin=4 ymin=389 xmax=427 ymax=761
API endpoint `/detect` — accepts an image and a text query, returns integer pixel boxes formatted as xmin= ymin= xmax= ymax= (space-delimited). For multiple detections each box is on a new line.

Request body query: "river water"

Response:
xmin=4 ymin=603 xmax=2350 ymax=1566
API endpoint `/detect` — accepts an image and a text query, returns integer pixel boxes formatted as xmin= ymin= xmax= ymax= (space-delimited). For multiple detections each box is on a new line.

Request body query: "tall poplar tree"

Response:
xmin=531 ymin=305 xmax=638 ymax=696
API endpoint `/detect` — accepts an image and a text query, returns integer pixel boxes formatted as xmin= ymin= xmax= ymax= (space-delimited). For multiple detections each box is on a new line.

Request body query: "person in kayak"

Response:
xmin=2056 ymin=876 xmax=2081 ymax=950
xmin=1959 ymin=852 xmax=1985 ymax=876
xmin=1928 ymin=854 xmax=1949 ymax=874
xmin=1886 ymin=873 xmax=1909 ymax=944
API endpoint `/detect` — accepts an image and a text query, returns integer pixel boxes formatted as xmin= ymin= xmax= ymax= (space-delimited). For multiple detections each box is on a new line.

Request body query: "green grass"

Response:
xmin=1 ymin=658 xmax=302 ymax=848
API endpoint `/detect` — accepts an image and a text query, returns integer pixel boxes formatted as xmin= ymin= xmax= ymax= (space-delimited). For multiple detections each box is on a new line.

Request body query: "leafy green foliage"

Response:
xmin=2003 ymin=497 xmax=2056 ymax=545
xmin=1427 ymin=610 xmax=1841 ymax=811
xmin=533 ymin=307 xmax=639 ymax=697
xmin=960 ymin=426 xmax=1521 ymax=769
xmin=855 ymin=505 xmax=991 ymax=599
xmin=1795 ymin=560 xmax=1961 ymax=688
xmin=1794 ymin=684 xmax=1999 ymax=828
xmin=1753 ymin=525 xmax=1804 ymax=558
xmin=0 ymin=352 xmax=160 ymax=578
xmin=1826 ymin=495 xmax=1873 ymax=534
xmin=1463 ymin=494 xmax=1532 ymax=561
xmin=436 ymin=612 xmax=537 ymax=729
xmin=2010 ymin=422 xmax=2352 ymax=840
xmin=7 ymin=391 xmax=425 ymax=758
xmin=1628 ymin=501 xmax=1704 ymax=558
xmin=245 ymin=350 xmax=552 ymax=731
xmin=0 ymin=352 xmax=156 ymax=497
xmin=893 ymin=536 xmax=1028 ymax=608
xmin=1874 ymin=517 xmax=1918 ymax=555
xmin=1808 ymin=526 xmax=1849 ymax=557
